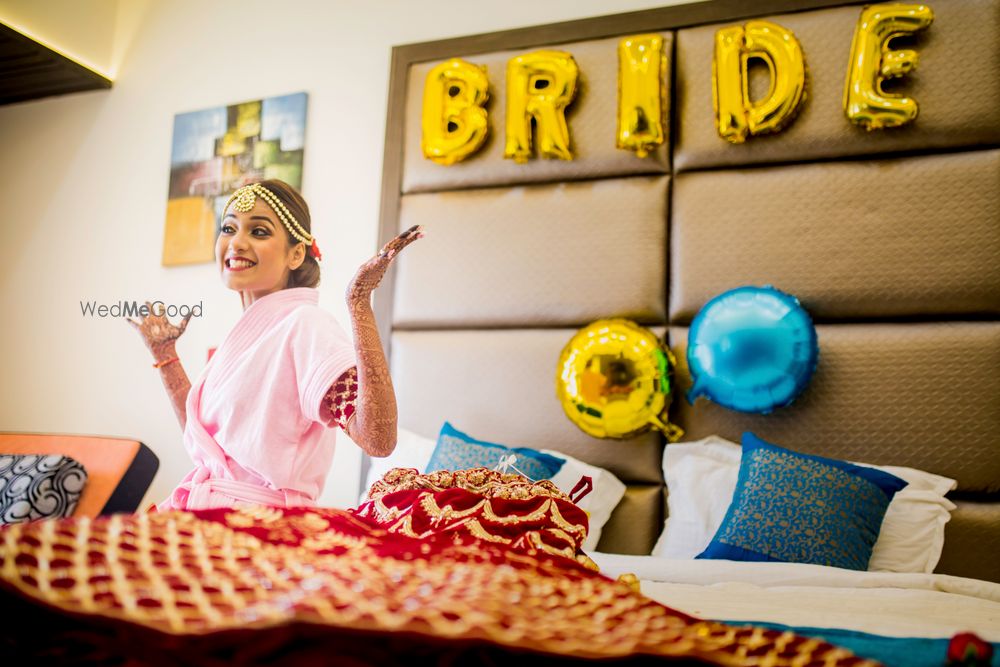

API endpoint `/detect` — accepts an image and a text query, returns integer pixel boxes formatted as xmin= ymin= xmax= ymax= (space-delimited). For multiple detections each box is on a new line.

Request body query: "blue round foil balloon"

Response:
xmin=686 ymin=286 xmax=818 ymax=414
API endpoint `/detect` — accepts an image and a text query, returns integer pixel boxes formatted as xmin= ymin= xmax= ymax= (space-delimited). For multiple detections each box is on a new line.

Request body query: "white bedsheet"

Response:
xmin=590 ymin=554 xmax=1000 ymax=640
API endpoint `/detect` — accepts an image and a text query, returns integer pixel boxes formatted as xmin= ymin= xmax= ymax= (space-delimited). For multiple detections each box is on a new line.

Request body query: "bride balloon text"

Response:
xmin=421 ymin=3 xmax=933 ymax=164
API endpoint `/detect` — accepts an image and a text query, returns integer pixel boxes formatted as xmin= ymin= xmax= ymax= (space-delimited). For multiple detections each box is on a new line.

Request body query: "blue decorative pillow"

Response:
xmin=425 ymin=422 xmax=566 ymax=482
xmin=696 ymin=432 xmax=908 ymax=570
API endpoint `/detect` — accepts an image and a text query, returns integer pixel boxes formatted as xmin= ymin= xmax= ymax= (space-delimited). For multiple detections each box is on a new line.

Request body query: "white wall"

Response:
xmin=0 ymin=0 xmax=695 ymax=509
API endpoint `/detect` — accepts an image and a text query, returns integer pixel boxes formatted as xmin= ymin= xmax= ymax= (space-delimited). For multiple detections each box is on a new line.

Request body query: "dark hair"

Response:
xmin=254 ymin=178 xmax=320 ymax=289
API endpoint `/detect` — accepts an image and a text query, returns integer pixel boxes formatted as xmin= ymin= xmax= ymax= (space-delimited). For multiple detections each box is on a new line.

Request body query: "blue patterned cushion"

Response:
xmin=696 ymin=432 xmax=908 ymax=570
xmin=425 ymin=422 xmax=565 ymax=481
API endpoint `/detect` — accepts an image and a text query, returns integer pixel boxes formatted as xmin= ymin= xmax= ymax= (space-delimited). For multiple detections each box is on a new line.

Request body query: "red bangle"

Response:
xmin=153 ymin=356 xmax=179 ymax=369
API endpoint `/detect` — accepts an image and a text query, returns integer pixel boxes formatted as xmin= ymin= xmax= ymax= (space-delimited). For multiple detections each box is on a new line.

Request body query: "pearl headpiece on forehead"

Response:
xmin=222 ymin=183 xmax=322 ymax=260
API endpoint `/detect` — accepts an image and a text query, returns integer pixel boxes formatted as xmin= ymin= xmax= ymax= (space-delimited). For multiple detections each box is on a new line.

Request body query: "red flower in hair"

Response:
xmin=947 ymin=632 xmax=993 ymax=666
xmin=310 ymin=240 xmax=322 ymax=261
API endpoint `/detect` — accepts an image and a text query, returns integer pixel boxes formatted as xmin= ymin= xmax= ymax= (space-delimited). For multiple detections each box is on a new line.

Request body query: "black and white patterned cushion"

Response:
xmin=0 ymin=454 xmax=87 ymax=524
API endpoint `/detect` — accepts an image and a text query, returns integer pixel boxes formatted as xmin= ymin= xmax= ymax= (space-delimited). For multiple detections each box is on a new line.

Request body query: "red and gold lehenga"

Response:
xmin=0 ymin=468 xmax=878 ymax=666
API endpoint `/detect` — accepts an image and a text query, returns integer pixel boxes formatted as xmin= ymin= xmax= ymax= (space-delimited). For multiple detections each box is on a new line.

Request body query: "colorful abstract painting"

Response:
xmin=162 ymin=92 xmax=307 ymax=266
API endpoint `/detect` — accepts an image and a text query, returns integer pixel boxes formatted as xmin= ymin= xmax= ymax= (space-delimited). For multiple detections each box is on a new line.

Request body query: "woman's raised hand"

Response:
xmin=347 ymin=225 xmax=424 ymax=302
xmin=126 ymin=301 xmax=193 ymax=358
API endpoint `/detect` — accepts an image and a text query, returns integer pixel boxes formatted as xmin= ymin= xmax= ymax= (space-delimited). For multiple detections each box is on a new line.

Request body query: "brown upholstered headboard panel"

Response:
xmin=374 ymin=0 xmax=1000 ymax=582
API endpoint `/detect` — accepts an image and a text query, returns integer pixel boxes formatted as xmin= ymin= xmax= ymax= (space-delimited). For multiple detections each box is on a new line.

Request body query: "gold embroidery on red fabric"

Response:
xmin=323 ymin=366 xmax=358 ymax=430
xmin=0 ymin=503 xmax=881 ymax=665
xmin=367 ymin=468 xmax=570 ymax=503
xmin=358 ymin=469 xmax=591 ymax=560
xmin=418 ymin=494 xmax=486 ymax=523
xmin=547 ymin=500 xmax=587 ymax=537
xmin=479 ymin=498 xmax=551 ymax=525
xmin=465 ymin=519 xmax=509 ymax=544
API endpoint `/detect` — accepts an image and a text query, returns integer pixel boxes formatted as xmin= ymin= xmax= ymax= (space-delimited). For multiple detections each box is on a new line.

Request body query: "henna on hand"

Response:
xmin=127 ymin=300 xmax=193 ymax=352
xmin=346 ymin=225 xmax=424 ymax=302
xmin=343 ymin=226 xmax=424 ymax=456
xmin=127 ymin=301 xmax=192 ymax=431
xmin=151 ymin=342 xmax=192 ymax=430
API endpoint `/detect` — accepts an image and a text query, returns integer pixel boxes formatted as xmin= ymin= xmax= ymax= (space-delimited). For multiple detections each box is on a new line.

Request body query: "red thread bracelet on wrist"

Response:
xmin=153 ymin=356 xmax=179 ymax=369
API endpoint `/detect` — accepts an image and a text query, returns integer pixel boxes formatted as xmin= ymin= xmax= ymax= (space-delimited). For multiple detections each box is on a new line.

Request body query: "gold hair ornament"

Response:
xmin=222 ymin=183 xmax=322 ymax=260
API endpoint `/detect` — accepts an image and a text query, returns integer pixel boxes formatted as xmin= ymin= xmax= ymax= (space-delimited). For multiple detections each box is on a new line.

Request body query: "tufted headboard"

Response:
xmin=372 ymin=0 xmax=1000 ymax=582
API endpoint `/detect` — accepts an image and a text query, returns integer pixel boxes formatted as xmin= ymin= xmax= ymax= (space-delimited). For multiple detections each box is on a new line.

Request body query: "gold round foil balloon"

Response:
xmin=556 ymin=319 xmax=683 ymax=441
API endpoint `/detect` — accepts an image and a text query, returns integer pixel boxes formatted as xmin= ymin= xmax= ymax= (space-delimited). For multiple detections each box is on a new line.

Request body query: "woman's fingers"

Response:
xmin=352 ymin=227 xmax=425 ymax=299
xmin=178 ymin=312 xmax=193 ymax=335
xmin=399 ymin=225 xmax=424 ymax=243
xmin=145 ymin=300 xmax=169 ymax=320
xmin=126 ymin=317 xmax=140 ymax=330
xmin=388 ymin=225 xmax=423 ymax=248
xmin=379 ymin=225 xmax=424 ymax=260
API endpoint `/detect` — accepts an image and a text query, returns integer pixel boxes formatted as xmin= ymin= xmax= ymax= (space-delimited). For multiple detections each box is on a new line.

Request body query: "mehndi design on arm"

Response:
xmin=127 ymin=301 xmax=193 ymax=430
xmin=342 ymin=226 xmax=423 ymax=456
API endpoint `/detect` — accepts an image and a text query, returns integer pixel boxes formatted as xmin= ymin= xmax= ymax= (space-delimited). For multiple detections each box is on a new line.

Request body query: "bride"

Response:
xmin=128 ymin=179 xmax=422 ymax=510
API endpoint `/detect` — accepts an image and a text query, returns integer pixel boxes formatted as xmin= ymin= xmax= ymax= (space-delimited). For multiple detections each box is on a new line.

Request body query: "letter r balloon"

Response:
xmin=504 ymin=50 xmax=579 ymax=163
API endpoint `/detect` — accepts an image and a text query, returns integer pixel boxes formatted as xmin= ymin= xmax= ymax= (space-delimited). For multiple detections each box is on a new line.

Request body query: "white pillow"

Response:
xmin=653 ymin=435 xmax=742 ymax=560
xmin=358 ymin=428 xmax=437 ymax=504
xmin=652 ymin=436 xmax=957 ymax=573
xmin=542 ymin=449 xmax=627 ymax=552
xmin=862 ymin=463 xmax=957 ymax=572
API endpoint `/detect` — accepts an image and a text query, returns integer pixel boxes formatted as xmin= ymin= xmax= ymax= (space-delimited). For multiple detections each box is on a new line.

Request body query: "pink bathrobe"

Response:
xmin=158 ymin=287 xmax=357 ymax=511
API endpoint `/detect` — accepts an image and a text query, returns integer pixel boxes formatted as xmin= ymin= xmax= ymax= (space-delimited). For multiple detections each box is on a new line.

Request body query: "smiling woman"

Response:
xmin=126 ymin=179 xmax=424 ymax=511
xmin=219 ymin=179 xmax=321 ymax=304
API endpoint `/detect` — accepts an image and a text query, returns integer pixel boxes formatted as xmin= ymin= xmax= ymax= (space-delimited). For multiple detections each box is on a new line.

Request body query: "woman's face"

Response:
xmin=217 ymin=197 xmax=305 ymax=302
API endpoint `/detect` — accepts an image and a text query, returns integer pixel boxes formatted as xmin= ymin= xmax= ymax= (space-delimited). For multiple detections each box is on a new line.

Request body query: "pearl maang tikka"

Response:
xmin=222 ymin=183 xmax=322 ymax=260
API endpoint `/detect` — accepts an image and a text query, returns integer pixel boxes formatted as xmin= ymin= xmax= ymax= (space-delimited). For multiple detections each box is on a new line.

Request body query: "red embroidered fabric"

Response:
xmin=354 ymin=467 xmax=595 ymax=568
xmin=322 ymin=365 xmax=357 ymax=429
xmin=0 ymin=469 xmax=879 ymax=667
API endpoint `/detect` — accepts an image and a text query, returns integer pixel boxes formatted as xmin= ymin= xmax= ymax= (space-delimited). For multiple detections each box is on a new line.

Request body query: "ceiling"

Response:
xmin=0 ymin=21 xmax=111 ymax=106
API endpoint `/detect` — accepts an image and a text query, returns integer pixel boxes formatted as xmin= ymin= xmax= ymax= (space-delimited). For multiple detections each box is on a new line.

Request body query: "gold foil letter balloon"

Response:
xmin=844 ymin=3 xmax=934 ymax=130
xmin=556 ymin=319 xmax=683 ymax=441
xmin=713 ymin=20 xmax=806 ymax=144
xmin=504 ymin=50 xmax=578 ymax=163
xmin=421 ymin=58 xmax=490 ymax=165
xmin=617 ymin=34 xmax=667 ymax=158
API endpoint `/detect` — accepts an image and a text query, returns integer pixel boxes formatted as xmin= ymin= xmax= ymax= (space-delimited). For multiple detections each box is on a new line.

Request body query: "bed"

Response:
xmin=370 ymin=0 xmax=1000 ymax=662
xmin=2 ymin=0 xmax=998 ymax=665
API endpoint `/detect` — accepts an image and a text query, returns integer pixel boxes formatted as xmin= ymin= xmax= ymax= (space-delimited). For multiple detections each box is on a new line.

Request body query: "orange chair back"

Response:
xmin=0 ymin=433 xmax=158 ymax=518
